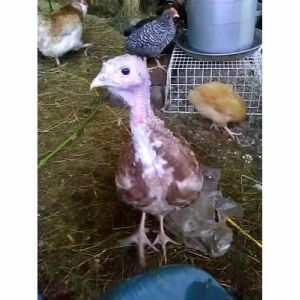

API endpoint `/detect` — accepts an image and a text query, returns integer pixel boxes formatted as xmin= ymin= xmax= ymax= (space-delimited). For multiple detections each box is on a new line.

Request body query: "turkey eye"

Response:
xmin=121 ymin=67 xmax=130 ymax=75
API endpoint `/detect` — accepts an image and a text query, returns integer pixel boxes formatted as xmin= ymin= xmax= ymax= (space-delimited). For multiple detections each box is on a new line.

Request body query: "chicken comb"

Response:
xmin=170 ymin=7 xmax=180 ymax=17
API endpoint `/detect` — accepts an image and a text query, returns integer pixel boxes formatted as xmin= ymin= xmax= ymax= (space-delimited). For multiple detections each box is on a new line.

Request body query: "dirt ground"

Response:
xmin=38 ymin=10 xmax=262 ymax=300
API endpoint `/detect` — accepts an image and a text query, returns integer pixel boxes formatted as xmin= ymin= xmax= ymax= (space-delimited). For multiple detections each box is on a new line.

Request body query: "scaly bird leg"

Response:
xmin=148 ymin=59 xmax=167 ymax=73
xmin=54 ymin=57 xmax=67 ymax=68
xmin=224 ymin=126 xmax=242 ymax=143
xmin=81 ymin=43 xmax=94 ymax=48
xmin=153 ymin=215 xmax=178 ymax=264
xmin=82 ymin=43 xmax=94 ymax=57
xmin=120 ymin=212 xmax=158 ymax=267
xmin=74 ymin=42 xmax=94 ymax=57
xmin=211 ymin=123 xmax=243 ymax=144
xmin=210 ymin=123 xmax=220 ymax=131
xmin=155 ymin=59 xmax=167 ymax=72
xmin=55 ymin=57 xmax=61 ymax=66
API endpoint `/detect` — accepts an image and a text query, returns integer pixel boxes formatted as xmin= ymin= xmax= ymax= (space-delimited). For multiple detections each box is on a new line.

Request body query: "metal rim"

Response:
xmin=175 ymin=29 xmax=262 ymax=61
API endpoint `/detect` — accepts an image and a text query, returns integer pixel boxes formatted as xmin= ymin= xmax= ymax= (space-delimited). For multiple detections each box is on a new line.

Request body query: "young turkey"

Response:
xmin=91 ymin=54 xmax=203 ymax=266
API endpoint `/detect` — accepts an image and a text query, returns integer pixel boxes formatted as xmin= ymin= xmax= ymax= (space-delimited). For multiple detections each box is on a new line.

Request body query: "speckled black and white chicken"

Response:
xmin=125 ymin=7 xmax=179 ymax=71
xmin=124 ymin=0 xmax=186 ymax=37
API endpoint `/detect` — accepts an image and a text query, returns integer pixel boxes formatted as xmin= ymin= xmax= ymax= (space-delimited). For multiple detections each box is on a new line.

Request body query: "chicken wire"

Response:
xmin=164 ymin=46 xmax=262 ymax=116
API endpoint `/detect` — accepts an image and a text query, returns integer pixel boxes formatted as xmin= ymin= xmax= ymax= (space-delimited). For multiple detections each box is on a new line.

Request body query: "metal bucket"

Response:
xmin=187 ymin=0 xmax=258 ymax=54
xmin=256 ymin=2 xmax=262 ymax=27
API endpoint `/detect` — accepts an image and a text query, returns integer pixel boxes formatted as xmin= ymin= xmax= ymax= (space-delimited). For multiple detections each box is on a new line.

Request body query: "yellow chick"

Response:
xmin=188 ymin=82 xmax=246 ymax=141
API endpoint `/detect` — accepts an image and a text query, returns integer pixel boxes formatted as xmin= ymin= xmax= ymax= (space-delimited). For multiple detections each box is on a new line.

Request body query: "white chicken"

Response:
xmin=38 ymin=0 xmax=92 ymax=66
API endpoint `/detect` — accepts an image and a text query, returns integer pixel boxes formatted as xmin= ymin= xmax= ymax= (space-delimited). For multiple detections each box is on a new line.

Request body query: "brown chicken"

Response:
xmin=38 ymin=0 xmax=92 ymax=66
xmin=188 ymin=82 xmax=247 ymax=141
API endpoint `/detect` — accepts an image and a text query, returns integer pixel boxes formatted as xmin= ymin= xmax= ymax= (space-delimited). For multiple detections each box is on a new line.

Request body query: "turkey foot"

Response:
xmin=153 ymin=215 xmax=178 ymax=263
xmin=120 ymin=212 xmax=158 ymax=267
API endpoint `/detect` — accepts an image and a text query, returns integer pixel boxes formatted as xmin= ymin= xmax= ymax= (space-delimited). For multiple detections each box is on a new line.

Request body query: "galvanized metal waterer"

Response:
xmin=187 ymin=0 xmax=258 ymax=54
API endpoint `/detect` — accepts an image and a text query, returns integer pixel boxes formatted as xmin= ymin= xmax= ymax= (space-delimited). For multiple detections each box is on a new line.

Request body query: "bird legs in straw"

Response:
xmin=224 ymin=126 xmax=242 ymax=141
xmin=76 ymin=42 xmax=94 ymax=57
xmin=52 ymin=57 xmax=68 ymax=69
xmin=120 ymin=212 xmax=158 ymax=267
xmin=153 ymin=215 xmax=178 ymax=263
xmin=120 ymin=213 xmax=177 ymax=266
xmin=55 ymin=57 xmax=62 ymax=67
xmin=54 ymin=43 xmax=93 ymax=67
xmin=210 ymin=123 xmax=242 ymax=143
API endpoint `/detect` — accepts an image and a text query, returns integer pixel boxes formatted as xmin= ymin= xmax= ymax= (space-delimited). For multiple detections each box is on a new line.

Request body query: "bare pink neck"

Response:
xmin=119 ymin=87 xmax=154 ymax=128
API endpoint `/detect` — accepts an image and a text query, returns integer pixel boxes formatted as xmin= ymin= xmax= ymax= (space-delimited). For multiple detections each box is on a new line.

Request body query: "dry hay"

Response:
xmin=38 ymin=14 xmax=262 ymax=300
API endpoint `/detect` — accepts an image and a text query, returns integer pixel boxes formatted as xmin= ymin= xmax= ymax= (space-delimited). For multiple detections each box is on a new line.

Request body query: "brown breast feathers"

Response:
xmin=115 ymin=128 xmax=203 ymax=215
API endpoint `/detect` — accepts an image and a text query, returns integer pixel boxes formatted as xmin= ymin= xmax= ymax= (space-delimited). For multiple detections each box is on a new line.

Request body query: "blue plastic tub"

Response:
xmin=100 ymin=264 xmax=232 ymax=300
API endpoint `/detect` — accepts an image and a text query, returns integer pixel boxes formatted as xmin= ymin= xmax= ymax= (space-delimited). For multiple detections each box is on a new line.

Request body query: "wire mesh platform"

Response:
xmin=164 ymin=46 xmax=262 ymax=116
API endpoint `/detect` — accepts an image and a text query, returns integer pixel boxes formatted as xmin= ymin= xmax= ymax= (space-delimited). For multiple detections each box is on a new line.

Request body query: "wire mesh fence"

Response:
xmin=164 ymin=46 xmax=262 ymax=116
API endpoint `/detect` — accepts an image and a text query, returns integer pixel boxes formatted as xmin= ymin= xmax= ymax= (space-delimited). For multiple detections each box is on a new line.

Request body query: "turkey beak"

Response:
xmin=90 ymin=74 xmax=107 ymax=89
